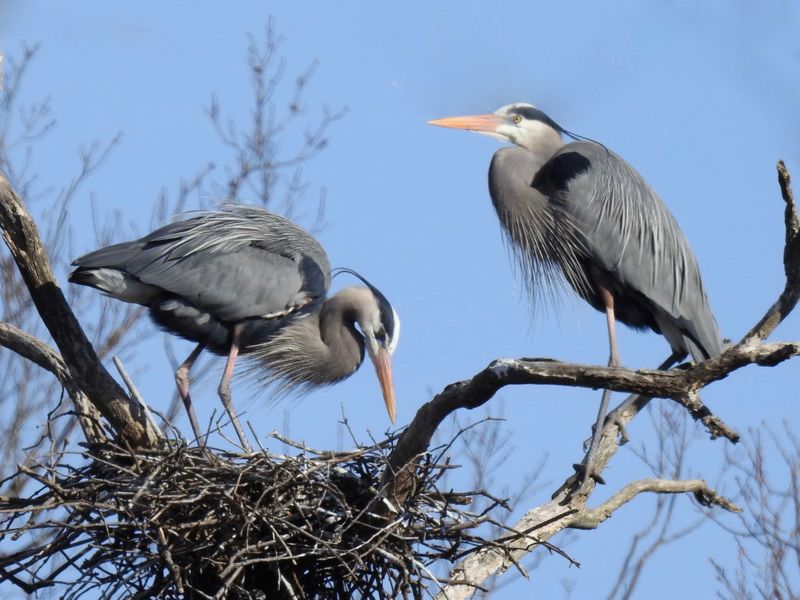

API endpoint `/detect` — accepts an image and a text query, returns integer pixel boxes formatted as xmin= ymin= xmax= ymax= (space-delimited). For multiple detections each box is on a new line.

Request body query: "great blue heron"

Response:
xmin=69 ymin=204 xmax=400 ymax=449
xmin=429 ymin=103 xmax=723 ymax=475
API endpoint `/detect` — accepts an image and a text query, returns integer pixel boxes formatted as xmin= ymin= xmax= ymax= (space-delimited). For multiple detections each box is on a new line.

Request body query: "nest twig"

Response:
xmin=0 ymin=434 xmax=517 ymax=599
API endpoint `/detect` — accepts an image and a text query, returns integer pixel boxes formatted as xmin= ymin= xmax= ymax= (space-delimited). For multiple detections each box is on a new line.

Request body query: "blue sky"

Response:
xmin=2 ymin=2 xmax=799 ymax=598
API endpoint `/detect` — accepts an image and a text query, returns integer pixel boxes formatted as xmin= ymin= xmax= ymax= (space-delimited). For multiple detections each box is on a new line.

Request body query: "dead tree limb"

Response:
xmin=380 ymin=338 xmax=799 ymax=505
xmin=743 ymin=161 xmax=799 ymax=342
xmin=569 ymin=478 xmax=740 ymax=530
xmin=0 ymin=321 xmax=105 ymax=444
xmin=0 ymin=171 xmax=159 ymax=447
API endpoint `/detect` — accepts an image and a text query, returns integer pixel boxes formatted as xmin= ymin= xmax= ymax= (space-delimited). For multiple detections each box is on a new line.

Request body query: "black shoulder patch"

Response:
xmin=532 ymin=151 xmax=592 ymax=194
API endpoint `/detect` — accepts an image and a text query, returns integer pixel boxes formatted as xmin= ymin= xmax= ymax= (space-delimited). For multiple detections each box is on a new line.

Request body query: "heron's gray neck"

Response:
xmin=488 ymin=146 xmax=589 ymax=303
xmin=317 ymin=293 xmax=365 ymax=380
xmin=252 ymin=296 xmax=364 ymax=389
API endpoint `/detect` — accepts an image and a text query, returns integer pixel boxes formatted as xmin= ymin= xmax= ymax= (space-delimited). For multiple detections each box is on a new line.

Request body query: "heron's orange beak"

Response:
xmin=427 ymin=113 xmax=502 ymax=133
xmin=371 ymin=348 xmax=396 ymax=423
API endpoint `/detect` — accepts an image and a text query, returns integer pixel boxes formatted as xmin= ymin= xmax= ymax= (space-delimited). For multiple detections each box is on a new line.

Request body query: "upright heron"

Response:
xmin=70 ymin=204 xmax=400 ymax=449
xmin=429 ymin=103 xmax=722 ymax=474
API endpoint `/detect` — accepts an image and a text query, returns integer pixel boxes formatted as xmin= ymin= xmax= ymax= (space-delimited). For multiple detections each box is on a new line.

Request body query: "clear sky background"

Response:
xmin=2 ymin=2 xmax=799 ymax=598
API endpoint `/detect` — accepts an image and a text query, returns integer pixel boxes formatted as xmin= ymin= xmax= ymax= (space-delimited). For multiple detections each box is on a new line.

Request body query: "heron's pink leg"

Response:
xmin=175 ymin=343 xmax=205 ymax=444
xmin=218 ymin=323 xmax=252 ymax=451
xmin=600 ymin=287 xmax=620 ymax=367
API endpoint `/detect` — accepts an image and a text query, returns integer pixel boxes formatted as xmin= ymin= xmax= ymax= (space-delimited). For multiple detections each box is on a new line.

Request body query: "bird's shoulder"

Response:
xmin=535 ymin=141 xmax=628 ymax=194
xmin=491 ymin=143 xmax=629 ymax=204
xmin=537 ymin=142 xmax=668 ymax=227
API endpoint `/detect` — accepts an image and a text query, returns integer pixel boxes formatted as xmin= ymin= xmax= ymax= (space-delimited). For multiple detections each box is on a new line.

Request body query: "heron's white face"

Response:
xmin=349 ymin=286 xmax=400 ymax=423
xmin=385 ymin=306 xmax=401 ymax=354
xmin=491 ymin=103 xmax=563 ymax=153
xmin=351 ymin=288 xmax=400 ymax=357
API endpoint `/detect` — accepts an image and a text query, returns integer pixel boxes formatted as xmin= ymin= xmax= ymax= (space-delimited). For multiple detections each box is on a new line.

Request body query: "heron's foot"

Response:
xmin=583 ymin=417 xmax=621 ymax=451
xmin=584 ymin=415 xmax=629 ymax=450
xmin=577 ymin=462 xmax=606 ymax=499
xmin=574 ymin=463 xmax=606 ymax=486
xmin=616 ymin=418 xmax=630 ymax=445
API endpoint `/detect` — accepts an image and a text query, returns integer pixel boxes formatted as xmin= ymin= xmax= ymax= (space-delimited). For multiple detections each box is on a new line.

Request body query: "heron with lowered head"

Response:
xmin=69 ymin=204 xmax=400 ymax=450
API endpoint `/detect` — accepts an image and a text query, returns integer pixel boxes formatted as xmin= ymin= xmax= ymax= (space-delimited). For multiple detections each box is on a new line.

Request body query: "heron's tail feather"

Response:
xmin=69 ymin=267 xmax=160 ymax=305
xmin=683 ymin=316 xmax=725 ymax=362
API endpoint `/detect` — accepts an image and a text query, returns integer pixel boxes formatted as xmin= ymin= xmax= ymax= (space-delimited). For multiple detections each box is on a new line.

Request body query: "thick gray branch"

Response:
xmin=0 ymin=171 xmax=159 ymax=447
xmin=383 ymin=340 xmax=798 ymax=503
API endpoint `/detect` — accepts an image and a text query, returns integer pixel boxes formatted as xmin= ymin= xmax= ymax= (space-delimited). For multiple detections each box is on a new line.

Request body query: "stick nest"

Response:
xmin=0 ymin=434 xmax=506 ymax=599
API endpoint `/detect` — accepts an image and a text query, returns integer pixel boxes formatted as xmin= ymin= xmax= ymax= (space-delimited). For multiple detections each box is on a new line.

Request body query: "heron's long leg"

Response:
xmin=583 ymin=287 xmax=620 ymax=485
xmin=558 ymin=351 xmax=686 ymax=500
xmin=175 ymin=343 xmax=205 ymax=444
xmin=218 ymin=323 xmax=252 ymax=452
xmin=580 ymin=348 xmax=686 ymax=491
xmin=601 ymin=287 xmax=620 ymax=368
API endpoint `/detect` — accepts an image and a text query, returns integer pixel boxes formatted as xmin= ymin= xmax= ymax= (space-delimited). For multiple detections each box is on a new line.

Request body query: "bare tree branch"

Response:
xmin=204 ymin=19 xmax=345 ymax=218
xmin=744 ymin=161 xmax=800 ymax=342
xmin=0 ymin=320 xmax=105 ymax=444
xmin=570 ymin=478 xmax=740 ymax=530
xmin=710 ymin=424 xmax=800 ymax=600
xmin=382 ymin=337 xmax=800 ymax=504
xmin=603 ymin=401 xmax=702 ymax=600
xmin=0 ymin=320 xmax=67 ymax=380
xmin=0 ymin=171 xmax=159 ymax=447
xmin=668 ymin=390 xmax=740 ymax=442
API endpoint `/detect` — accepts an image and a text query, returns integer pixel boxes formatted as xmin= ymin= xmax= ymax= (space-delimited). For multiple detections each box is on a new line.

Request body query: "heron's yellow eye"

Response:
xmin=513 ymin=115 xmax=522 ymax=124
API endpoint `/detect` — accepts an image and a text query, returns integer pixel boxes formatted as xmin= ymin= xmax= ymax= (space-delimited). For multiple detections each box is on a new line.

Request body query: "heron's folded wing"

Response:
xmin=548 ymin=143 xmax=723 ymax=359
xmin=132 ymin=244 xmax=325 ymax=322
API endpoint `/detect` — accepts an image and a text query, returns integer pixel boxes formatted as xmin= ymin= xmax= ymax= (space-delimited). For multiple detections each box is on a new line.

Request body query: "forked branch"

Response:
xmin=0 ymin=171 xmax=159 ymax=447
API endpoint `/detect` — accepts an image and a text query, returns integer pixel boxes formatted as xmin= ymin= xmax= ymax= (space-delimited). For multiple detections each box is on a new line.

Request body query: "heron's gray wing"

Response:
xmin=72 ymin=205 xmax=330 ymax=322
xmin=148 ymin=205 xmax=331 ymax=289
xmin=542 ymin=142 xmax=723 ymax=360
xmin=136 ymin=246 xmax=325 ymax=321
